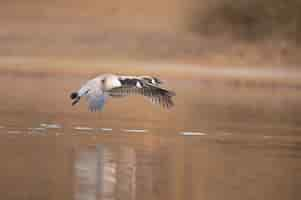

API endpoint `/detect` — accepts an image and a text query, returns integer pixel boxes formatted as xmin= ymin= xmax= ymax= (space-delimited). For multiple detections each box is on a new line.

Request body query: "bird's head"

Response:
xmin=70 ymin=92 xmax=80 ymax=106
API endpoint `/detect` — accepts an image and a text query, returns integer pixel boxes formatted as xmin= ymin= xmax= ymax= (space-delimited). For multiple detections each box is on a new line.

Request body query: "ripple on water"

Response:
xmin=27 ymin=130 xmax=47 ymax=135
xmin=40 ymin=123 xmax=62 ymax=129
xmin=73 ymin=126 xmax=94 ymax=131
xmin=179 ymin=131 xmax=207 ymax=136
xmin=55 ymin=132 xmax=62 ymax=136
xmin=7 ymin=130 xmax=22 ymax=134
xmin=98 ymin=128 xmax=113 ymax=132
xmin=122 ymin=129 xmax=148 ymax=133
xmin=28 ymin=127 xmax=46 ymax=131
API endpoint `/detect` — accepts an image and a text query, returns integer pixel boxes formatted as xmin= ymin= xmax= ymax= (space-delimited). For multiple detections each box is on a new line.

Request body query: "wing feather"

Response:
xmin=108 ymin=78 xmax=175 ymax=109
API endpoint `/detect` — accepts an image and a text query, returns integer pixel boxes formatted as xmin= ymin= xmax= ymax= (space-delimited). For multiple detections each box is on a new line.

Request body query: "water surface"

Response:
xmin=0 ymin=71 xmax=301 ymax=200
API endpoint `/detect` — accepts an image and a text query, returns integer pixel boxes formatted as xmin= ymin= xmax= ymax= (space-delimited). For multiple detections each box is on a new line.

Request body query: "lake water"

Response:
xmin=0 ymin=70 xmax=301 ymax=200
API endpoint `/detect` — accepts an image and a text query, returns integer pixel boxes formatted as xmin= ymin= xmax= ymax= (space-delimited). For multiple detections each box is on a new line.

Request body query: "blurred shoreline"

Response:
xmin=1 ymin=0 xmax=301 ymax=68
xmin=1 ymin=0 xmax=301 ymax=88
xmin=1 ymin=56 xmax=301 ymax=90
xmin=1 ymin=27 xmax=300 ymax=67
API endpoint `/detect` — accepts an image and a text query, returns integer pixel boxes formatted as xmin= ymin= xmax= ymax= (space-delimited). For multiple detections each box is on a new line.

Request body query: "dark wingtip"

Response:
xmin=72 ymin=97 xmax=80 ymax=106
xmin=70 ymin=92 xmax=78 ymax=100
xmin=168 ymin=90 xmax=176 ymax=96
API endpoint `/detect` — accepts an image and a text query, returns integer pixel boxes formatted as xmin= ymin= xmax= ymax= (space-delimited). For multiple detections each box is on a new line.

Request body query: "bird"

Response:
xmin=70 ymin=74 xmax=175 ymax=112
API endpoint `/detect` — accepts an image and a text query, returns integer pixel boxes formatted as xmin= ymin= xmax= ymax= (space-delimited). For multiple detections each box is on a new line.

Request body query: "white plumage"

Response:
xmin=70 ymin=74 xmax=175 ymax=112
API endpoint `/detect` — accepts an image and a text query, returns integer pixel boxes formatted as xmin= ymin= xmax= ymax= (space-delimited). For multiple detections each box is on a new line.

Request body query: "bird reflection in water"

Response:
xmin=74 ymin=145 xmax=136 ymax=200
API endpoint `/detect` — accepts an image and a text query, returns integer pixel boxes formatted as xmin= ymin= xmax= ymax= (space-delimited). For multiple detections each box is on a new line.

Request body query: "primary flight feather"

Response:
xmin=70 ymin=74 xmax=175 ymax=112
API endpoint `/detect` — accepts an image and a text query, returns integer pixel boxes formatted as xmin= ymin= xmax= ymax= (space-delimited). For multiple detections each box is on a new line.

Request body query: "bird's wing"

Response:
xmin=108 ymin=77 xmax=175 ymax=109
xmin=85 ymin=91 xmax=107 ymax=112
xmin=138 ymin=76 xmax=163 ymax=85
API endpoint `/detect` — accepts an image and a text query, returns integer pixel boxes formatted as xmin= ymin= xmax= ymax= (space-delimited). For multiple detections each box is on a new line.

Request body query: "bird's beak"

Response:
xmin=72 ymin=97 xmax=80 ymax=106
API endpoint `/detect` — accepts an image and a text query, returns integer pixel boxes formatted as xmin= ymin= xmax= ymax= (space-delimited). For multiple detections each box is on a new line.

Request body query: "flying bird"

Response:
xmin=70 ymin=74 xmax=175 ymax=111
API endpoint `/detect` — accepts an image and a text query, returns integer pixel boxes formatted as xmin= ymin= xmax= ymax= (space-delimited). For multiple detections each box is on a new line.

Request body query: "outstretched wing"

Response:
xmin=108 ymin=77 xmax=175 ymax=109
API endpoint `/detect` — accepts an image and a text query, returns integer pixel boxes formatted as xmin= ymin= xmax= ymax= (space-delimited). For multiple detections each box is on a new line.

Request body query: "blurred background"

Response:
xmin=0 ymin=0 xmax=300 ymax=66
xmin=1 ymin=1 xmax=301 ymax=200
